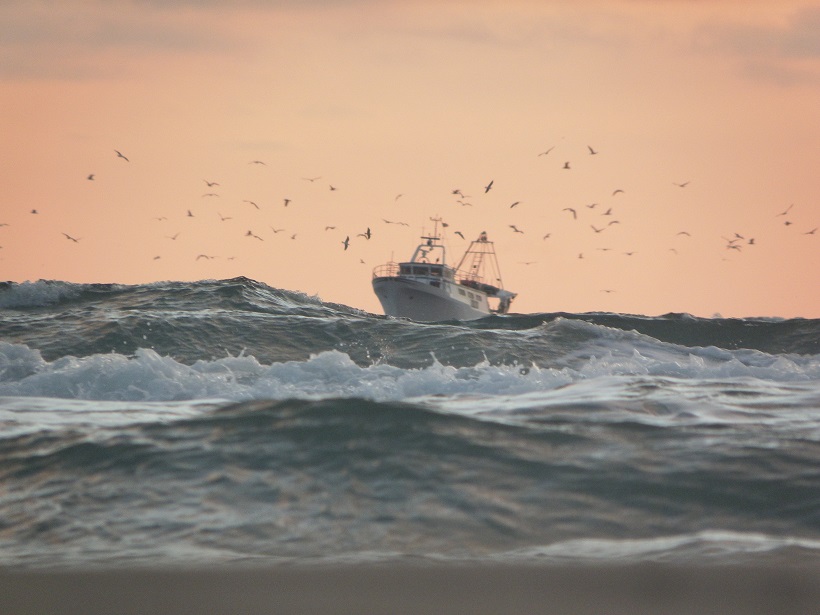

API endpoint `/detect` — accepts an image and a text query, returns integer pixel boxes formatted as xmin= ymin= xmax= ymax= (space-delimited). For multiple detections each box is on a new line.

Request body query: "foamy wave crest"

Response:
xmin=1 ymin=339 xmax=819 ymax=403
xmin=0 ymin=343 xmax=573 ymax=402
xmin=0 ymin=280 xmax=87 ymax=309
xmin=560 ymin=318 xmax=820 ymax=380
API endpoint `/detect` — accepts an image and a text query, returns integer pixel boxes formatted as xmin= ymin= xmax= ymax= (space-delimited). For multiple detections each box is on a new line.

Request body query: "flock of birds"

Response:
xmin=3 ymin=144 xmax=816 ymax=301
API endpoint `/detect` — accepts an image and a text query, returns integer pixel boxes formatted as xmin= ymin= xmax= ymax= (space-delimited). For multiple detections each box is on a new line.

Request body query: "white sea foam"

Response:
xmin=0 ymin=340 xmax=818 ymax=406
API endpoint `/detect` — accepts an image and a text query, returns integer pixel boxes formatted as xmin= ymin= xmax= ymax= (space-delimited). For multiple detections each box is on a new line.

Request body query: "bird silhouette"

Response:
xmin=204 ymin=180 xmax=219 ymax=187
xmin=673 ymin=181 xmax=689 ymax=188
xmin=115 ymin=150 xmax=129 ymax=162
xmin=342 ymin=236 xmax=350 ymax=250
xmin=563 ymin=208 xmax=577 ymax=219
xmin=587 ymin=145 xmax=598 ymax=155
xmin=563 ymin=162 xmax=571 ymax=170
xmin=509 ymin=225 xmax=524 ymax=234
xmin=61 ymin=233 xmax=80 ymax=242
xmin=484 ymin=180 xmax=494 ymax=193
xmin=509 ymin=201 xmax=521 ymax=208
xmin=87 ymin=174 xmax=95 ymax=181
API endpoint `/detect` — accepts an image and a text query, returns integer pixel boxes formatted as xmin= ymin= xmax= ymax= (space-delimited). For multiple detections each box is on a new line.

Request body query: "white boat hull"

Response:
xmin=372 ymin=277 xmax=489 ymax=322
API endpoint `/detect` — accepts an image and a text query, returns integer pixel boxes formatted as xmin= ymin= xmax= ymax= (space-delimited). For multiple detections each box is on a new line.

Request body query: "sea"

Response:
xmin=1 ymin=277 xmax=818 ymax=570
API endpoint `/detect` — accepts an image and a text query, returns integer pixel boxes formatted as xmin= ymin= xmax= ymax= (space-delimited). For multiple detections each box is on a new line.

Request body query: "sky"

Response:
xmin=1 ymin=0 xmax=819 ymax=318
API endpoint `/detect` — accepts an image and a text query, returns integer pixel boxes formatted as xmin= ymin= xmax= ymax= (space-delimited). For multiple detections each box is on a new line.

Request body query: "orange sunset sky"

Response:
xmin=2 ymin=0 xmax=818 ymax=318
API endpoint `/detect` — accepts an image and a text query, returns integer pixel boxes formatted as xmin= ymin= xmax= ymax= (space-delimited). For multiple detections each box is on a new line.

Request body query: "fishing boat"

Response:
xmin=372 ymin=219 xmax=516 ymax=322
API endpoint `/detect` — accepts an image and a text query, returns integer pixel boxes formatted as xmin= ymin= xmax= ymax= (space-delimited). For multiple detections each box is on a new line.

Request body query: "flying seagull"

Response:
xmin=509 ymin=225 xmax=524 ymax=234
xmin=62 ymin=233 xmax=80 ymax=242
xmin=587 ymin=145 xmax=598 ymax=155
xmin=563 ymin=161 xmax=571 ymax=170
xmin=538 ymin=146 xmax=555 ymax=156
xmin=776 ymin=204 xmax=793 ymax=217
xmin=342 ymin=236 xmax=350 ymax=250
xmin=673 ymin=181 xmax=689 ymax=188
xmin=87 ymin=174 xmax=95 ymax=181
xmin=484 ymin=180 xmax=494 ymax=193
xmin=204 ymin=180 xmax=219 ymax=187
xmin=563 ymin=207 xmax=577 ymax=219
xmin=115 ymin=150 xmax=129 ymax=162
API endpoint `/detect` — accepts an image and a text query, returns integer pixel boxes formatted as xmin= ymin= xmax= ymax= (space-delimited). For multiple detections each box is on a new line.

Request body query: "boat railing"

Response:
xmin=372 ymin=262 xmax=400 ymax=279
xmin=374 ymin=261 xmax=503 ymax=293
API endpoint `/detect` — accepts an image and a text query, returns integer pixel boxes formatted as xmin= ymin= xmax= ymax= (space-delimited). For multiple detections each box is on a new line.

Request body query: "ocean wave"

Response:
xmin=2 ymin=280 xmax=819 ymax=366
xmin=497 ymin=531 xmax=820 ymax=564
xmin=1 ymin=339 xmax=818 ymax=405
xmin=2 ymin=396 xmax=817 ymax=567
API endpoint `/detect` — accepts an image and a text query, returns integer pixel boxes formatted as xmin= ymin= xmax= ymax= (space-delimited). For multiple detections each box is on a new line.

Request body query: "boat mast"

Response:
xmin=456 ymin=231 xmax=505 ymax=289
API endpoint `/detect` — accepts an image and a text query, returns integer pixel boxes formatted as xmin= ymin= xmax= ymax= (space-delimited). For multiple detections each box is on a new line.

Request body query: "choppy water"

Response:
xmin=1 ymin=277 xmax=818 ymax=569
